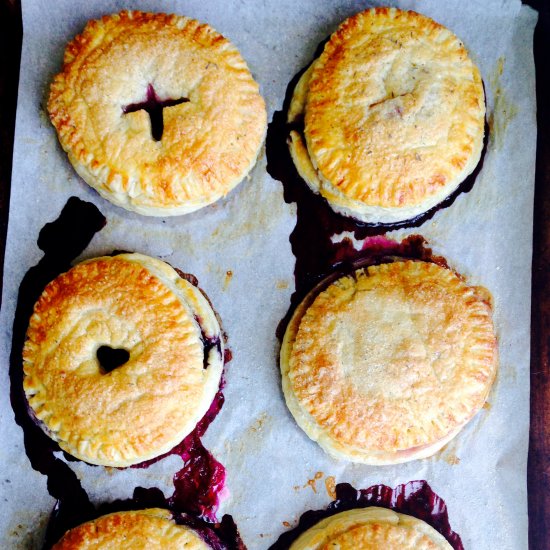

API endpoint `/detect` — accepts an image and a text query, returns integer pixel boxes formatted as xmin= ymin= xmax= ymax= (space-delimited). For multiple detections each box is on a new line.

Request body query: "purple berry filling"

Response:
xmin=123 ymin=83 xmax=189 ymax=141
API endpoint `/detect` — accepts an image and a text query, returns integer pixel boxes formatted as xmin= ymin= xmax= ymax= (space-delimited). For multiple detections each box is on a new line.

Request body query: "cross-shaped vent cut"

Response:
xmin=123 ymin=84 xmax=189 ymax=141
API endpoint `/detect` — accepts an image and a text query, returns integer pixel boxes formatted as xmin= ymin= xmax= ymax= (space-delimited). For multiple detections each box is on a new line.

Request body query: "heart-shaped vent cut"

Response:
xmin=97 ymin=346 xmax=130 ymax=374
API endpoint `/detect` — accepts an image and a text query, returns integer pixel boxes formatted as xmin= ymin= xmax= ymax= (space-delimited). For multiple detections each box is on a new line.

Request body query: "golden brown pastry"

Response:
xmin=288 ymin=7 xmax=485 ymax=223
xmin=289 ymin=507 xmax=452 ymax=549
xmin=52 ymin=508 xmax=209 ymax=549
xmin=281 ymin=260 xmax=497 ymax=464
xmin=23 ymin=253 xmax=223 ymax=467
xmin=48 ymin=11 xmax=267 ymax=216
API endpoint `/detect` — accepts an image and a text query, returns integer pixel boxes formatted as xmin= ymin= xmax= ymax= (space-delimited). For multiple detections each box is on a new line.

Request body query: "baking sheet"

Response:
xmin=0 ymin=0 xmax=537 ymax=548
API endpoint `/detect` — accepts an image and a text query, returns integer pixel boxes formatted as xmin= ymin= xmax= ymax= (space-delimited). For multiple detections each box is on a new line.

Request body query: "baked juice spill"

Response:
xmin=266 ymin=16 xmax=487 ymax=301
xmin=9 ymin=198 xmax=242 ymax=549
xmin=270 ymin=481 xmax=463 ymax=550
xmin=50 ymin=507 xmax=243 ymax=550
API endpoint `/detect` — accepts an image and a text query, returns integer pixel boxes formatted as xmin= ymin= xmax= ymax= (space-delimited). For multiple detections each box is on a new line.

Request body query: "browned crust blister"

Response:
xmin=23 ymin=254 xmax=223 ymax=467
xmin=290 ymin=7 xmax=485 ymax=223
xmin=52 ymin=509 xmax=209 ymax=549
xmin=48 ymin=11 xmax=267 ymax=216
xmin=281 ymin=260 xmax=498 ymax=464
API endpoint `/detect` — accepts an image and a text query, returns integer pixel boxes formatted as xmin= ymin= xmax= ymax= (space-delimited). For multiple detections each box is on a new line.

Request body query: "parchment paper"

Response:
xmin=0 ymin=0 xmax=537 ymax=548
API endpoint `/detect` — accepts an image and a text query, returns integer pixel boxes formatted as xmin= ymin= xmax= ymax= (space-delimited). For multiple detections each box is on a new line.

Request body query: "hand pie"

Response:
xmin=288 ymin=7 xmax=485 ymax=224
xmin=48 ymin=11 xmax=267 ymax=216
xmin=23 ymin=253 xmax=224 ymax=467
xmin=52 ymin=509 xmax=209 ymax=549
xmin=281 ymin=260 xmax=497 ymax=464
xmin=289 ymin=507 xmax=452 ymax=550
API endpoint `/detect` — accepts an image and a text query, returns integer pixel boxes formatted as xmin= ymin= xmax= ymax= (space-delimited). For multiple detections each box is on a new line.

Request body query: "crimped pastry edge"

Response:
xmin=280 ymin=260 xmax=497 ymax=465
xmin=48 ymin=10 xmax=267 ymax=216
xmin=23 ymin=253 xmax=224 ymax=467
xmin=288 ymin=7 xmax=485 ymax=223
xmin=52 ymin=508 xmax=209 ymax=549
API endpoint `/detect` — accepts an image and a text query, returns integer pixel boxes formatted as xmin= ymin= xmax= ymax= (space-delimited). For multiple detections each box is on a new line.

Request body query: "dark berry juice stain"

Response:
xmin=132 ymin=383 xmax=227 ymax=522
xmin=9 ymin=197 xmax=105 ymax=546
xmin=9 ymin=197 xmax=241 ymax=549
xmin=275 ymin=233 xmax=448 ymax=340
xmin=169 ymin=389 xmax=227 ymax=522
xmin=123 ymin=83 xmax=189 ymax=141
xmin=48 ymin=486 xmax=244 ymax=550
xmin=266 ymin=46 xmax=488 ymax=309
xmin=193 ymin=316 xmax=223 ymax=371
xmin=269 ymin=481 xmax=463 ymax=550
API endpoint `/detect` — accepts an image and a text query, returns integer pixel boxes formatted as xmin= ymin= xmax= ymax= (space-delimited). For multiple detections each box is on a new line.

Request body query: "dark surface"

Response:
xmin=0 ymin=1 xmax=548 ymax=548
xmin=0 ymin=0 xmax=21 ymax=302
xmin=524 ymin=1 xmax=550 ymax=549
xmin=8 ymin=198 xmax=104 ymax=549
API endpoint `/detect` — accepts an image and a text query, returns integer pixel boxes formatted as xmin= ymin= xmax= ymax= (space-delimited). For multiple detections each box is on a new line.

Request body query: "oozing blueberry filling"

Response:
xmin=286 ymin=116 xmax=304 ymax=135
xmin=123 ymin=84 xmax=189 ymax=141
xmin=269 ymin=481 xmax=463 ymax=550
xmin=11 ymin=198 xmax=237 ymax=548
xmin=49 ymin=486 xmax=244 ymax=550
xmin=203 ymin=337 xmax=222 ymax=369
xmin=132 ymin=383 xmax=228 ymax=523
xmin=169 ymin=389 xmax=227 ymax=522
xmin=175 ymin=268 xmax=199 ymax=287
xmin=193 ymin=314 xmax=223 ymax=370
xmin=276 ymin=233 xmax=448 ymax=340
xmin=173 ymin=511 xmax=245 ymax=550
xmin=266 ymin=40 xmax=488 ymax=314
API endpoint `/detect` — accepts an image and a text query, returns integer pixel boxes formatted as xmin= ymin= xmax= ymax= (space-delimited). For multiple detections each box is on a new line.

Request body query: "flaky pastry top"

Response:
xmin=48 ymin=11 xmax=267 ymax=215
xmin=23 ymin=253 xmax=223 ymax=466
xmin=289 ymin=507 xmax=452 ymax=549
xmin=281 ymin=260 xmax=497 ymax=464
xmin=289 ymin=8 xmax=485 ymax=223
xmin=52 ymin=508 xmax=209 ymax=549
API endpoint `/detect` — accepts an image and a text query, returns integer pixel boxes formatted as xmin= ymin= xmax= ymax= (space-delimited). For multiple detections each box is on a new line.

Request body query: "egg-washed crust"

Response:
xmin=289 ymin=7 xmax=485 ymax=223
xmin=52 ymin=508 xmax=210 ymax=549
xmin=48 ymin=11 xmax=267 ymax=216
xmin=289 ymin=507 xmax=452 ymax=550
xmin=23 ymin=253 xmax=223 ymax=467
xmin=281 ymin=260 xmax=497 ymax=464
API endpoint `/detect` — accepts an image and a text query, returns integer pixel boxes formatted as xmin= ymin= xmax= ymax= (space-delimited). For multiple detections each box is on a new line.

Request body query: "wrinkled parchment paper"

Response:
xmin=0 ymin=0 xmax=537 ymax=548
